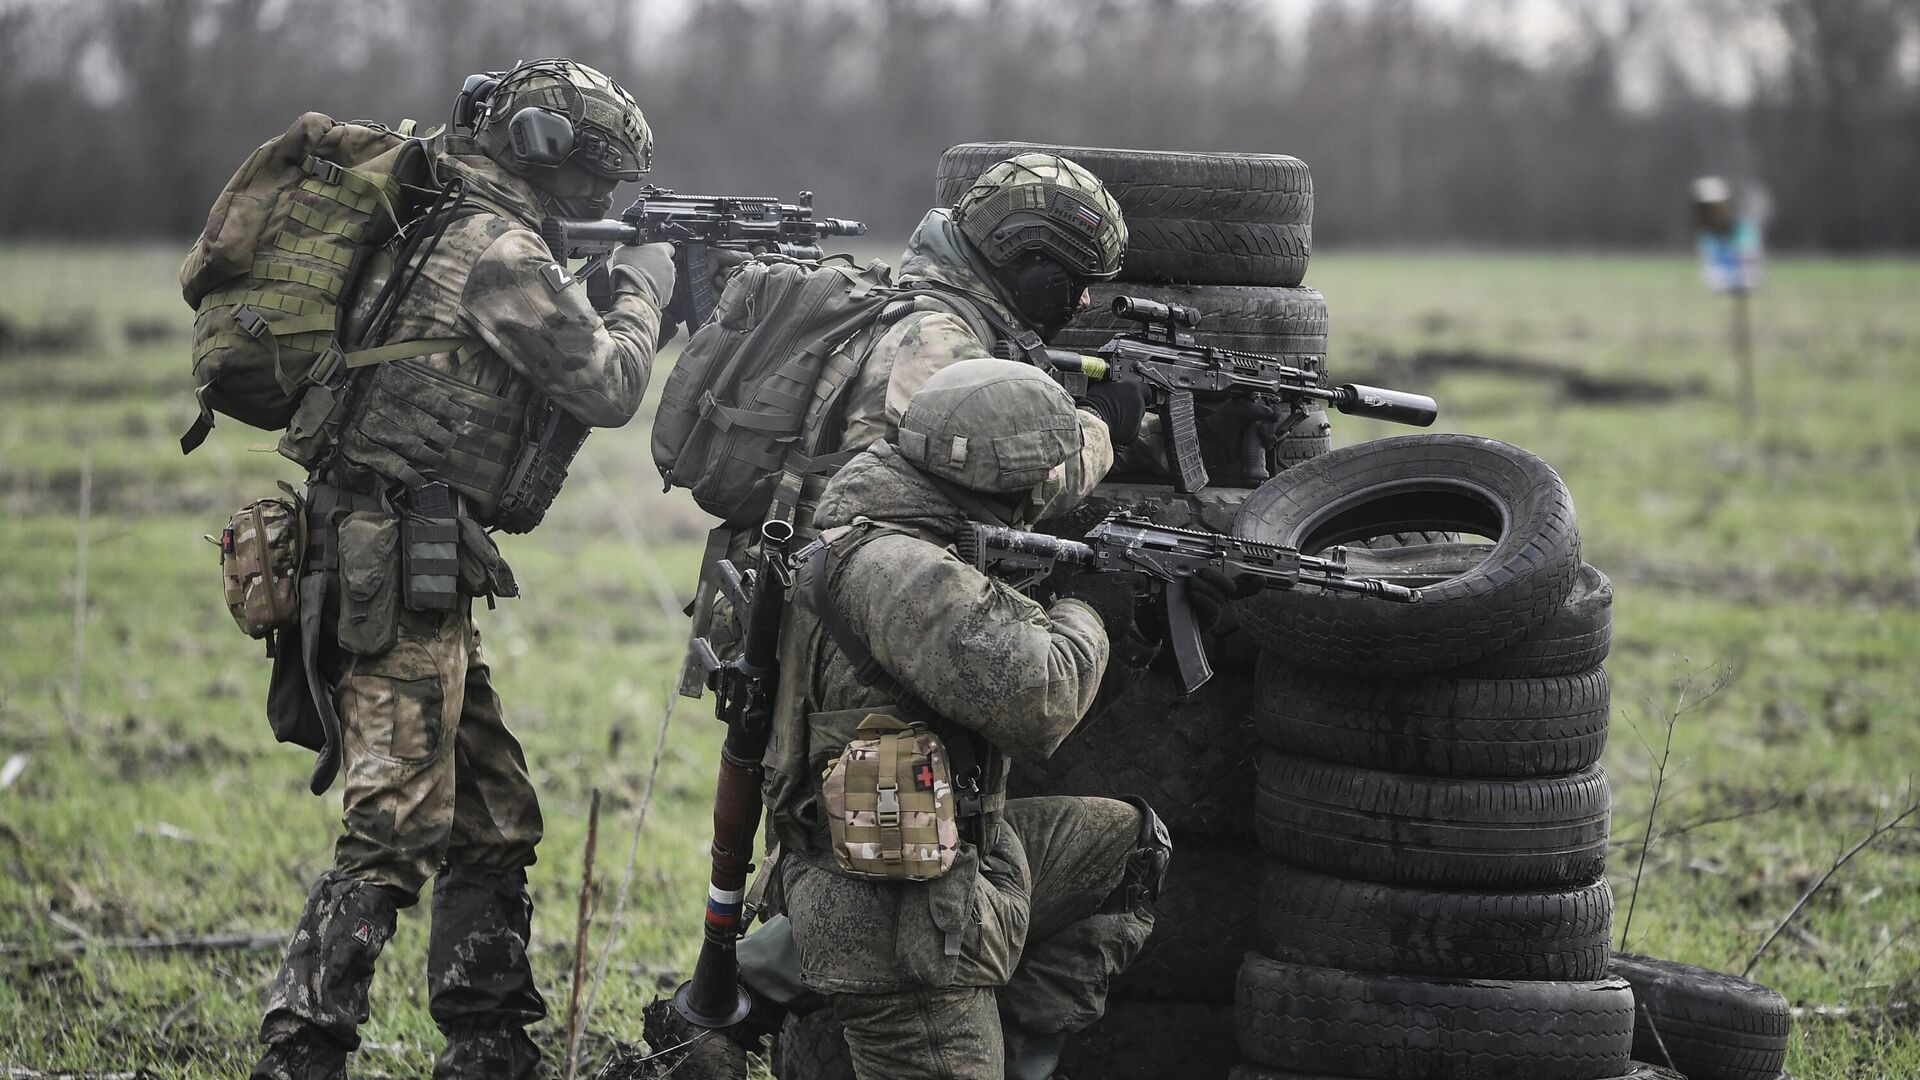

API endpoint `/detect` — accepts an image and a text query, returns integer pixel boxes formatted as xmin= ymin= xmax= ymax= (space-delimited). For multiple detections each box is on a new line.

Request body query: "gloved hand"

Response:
xmin=1184 ymin=567 xmax=1263 ymax=634
xmin=705 ymin=246 xmax=752 ymax=294
xmin=1059 ymin=571 xmax=1143 ymax=637
xmin=1195 ymin=397 xmax=1284 ymax=483
xmin=1076 ymin=380 xmax=1147 ymax=448
xmin=609 ymin=241 xmax=677 ymax=310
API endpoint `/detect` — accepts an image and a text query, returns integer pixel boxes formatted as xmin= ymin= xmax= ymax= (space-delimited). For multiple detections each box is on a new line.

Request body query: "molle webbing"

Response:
xmin=340 ymin=360 xmax=529 ymax=516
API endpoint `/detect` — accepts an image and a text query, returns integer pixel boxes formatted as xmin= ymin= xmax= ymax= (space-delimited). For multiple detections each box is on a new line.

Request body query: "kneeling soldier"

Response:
xmin=764 ymin=357 xmax=1171 ymax=1080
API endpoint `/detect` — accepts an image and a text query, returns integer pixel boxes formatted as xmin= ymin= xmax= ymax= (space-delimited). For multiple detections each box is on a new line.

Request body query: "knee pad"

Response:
xmin=1101 ymin=796 xmax=1173 ymax=914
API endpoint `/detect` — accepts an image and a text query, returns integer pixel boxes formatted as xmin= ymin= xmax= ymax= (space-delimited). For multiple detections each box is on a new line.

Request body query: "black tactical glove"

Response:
xmin=1196 ymin=397 xmax=1285 ymax=483
xmin=1076 ymin=381 xmax=1147 ymax=449
xmin=1059 ymin=571 xmax=1142 ymax=637
xmin=1184 ymin=567 xmax=1263 ymax=634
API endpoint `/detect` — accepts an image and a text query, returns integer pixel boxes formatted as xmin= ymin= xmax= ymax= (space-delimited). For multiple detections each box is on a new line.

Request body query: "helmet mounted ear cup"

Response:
xmin=453 ymin=72 xmax=502 ymax=131
xmin=507 ymin=107 xmax=576 ymax=169
xmin=1006 ymin=254 xmax=1081 ymax=330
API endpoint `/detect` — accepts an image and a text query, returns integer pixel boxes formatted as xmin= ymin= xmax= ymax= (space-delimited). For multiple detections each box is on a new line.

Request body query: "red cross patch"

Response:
xmin=914 ymin=764 xmax=936 ymax=791
xmin=352 ymin=919 xmax=374 ymax=945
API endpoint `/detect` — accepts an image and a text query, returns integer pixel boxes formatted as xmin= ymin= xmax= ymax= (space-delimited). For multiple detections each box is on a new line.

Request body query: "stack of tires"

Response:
xmin=1228 ymin=432 xmax=1641 ymax=1079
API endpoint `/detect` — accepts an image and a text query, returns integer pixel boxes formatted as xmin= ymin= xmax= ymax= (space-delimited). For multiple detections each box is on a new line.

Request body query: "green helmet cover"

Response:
xmin=475 ymin=58 xmax=653 ymax=184
xmin=895 ymin=357 xmax=1083 ymax=495
xmin=951 ymin=153 xmax=1126 ymax=280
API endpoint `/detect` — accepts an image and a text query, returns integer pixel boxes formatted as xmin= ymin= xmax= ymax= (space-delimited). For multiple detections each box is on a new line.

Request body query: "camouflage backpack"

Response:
xmin=177 ymin=113 xmax=463 ymax=456
xmin=650 ymin=255 xmax=998 ymax=528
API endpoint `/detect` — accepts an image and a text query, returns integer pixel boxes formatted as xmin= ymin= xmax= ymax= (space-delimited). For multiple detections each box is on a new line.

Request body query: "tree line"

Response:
xmin=3 ymin=0 xmax=1917 ymax=249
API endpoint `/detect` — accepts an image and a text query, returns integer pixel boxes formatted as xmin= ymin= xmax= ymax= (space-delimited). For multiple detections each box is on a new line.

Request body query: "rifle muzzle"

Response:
xmin=1330 ymin=384 xmax=1439 ymax=428
xmin=818 ymin=217 xmax=868 ymax=236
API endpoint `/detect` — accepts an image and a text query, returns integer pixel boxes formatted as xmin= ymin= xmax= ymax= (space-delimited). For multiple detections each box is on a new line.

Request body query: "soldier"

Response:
xmin=772 ymin=357 xmax=1173 ymax=1080
xmin=251 ymin=60 xmax=674 ymax=1080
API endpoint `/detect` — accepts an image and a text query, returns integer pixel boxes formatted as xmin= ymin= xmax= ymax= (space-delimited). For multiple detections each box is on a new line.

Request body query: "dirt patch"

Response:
xmin=1612 ymin=559 xmax=1920 ymax=610
xmin=0 ymin=311 xmax=100 ymax=358
xmin=1346 ymin=347 xmax=1710 ymax=405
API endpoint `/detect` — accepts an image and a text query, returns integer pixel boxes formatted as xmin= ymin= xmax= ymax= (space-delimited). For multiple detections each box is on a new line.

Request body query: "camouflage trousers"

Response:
xmin=257 ymin=599 xmax=546 ymax=1075
xmin=789 ymin=796 xmax=1154 ymax=1080
xmin=328 ymin=602 xmax=543 ymax=894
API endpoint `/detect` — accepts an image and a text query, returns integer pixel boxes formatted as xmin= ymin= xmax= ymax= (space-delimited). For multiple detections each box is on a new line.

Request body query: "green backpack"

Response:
xmin=177 ymin=112 xmax=454 ymax=456
xmin=651 ymin=255 xmax=992 ymax=528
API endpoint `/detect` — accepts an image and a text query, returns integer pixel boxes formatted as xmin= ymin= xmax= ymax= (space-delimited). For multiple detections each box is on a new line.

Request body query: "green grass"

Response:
xmin=3 ymin=243 xmax=1919 ymax=1077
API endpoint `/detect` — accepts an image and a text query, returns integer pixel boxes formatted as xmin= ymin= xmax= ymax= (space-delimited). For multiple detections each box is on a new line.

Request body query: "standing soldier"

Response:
xmin=771 ymin=358 xmax=1171 ymax=1079
xmin=251 ymin=60 xmax=674 ymax=1080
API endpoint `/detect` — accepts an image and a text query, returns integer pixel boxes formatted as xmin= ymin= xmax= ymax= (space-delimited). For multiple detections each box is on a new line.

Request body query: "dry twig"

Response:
xmin=1618 ymin=662 xmax=1732 ymax=951
xmin=578 ymin=689 xmax=681 ymax=1044
xmin=1740 ymin=782 xmax=1920 ymax=978
xmin=564 ymin=788 xmax=604 ymax=1080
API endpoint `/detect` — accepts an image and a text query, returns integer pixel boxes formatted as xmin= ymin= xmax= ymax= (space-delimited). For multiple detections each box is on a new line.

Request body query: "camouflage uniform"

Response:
xmin=762 ymin=361 xmax=1166 ymax=1080
xmin=255 ymin=61 xmax=668 ymax=1080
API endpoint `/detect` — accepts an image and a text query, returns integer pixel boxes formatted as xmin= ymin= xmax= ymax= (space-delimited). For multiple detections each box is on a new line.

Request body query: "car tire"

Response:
xmin=1235 ymin=953 xmax=1635 ymax=1080
xmin=1608 ymin=953 xmax=1792 ymax=1080
xmin=936 ymin=141 xmax=1312 ymax=286
xmin=1259 ymin=862 xmax=1613 ymax=981
xmin=1253 ymin=751 xmax=1611 ymax=890
xmin=1253 ymin=659 xmax=1610 ymax=777
xmin=1232 ymin=434 xmax=1581 ymax=676
xmin=1055 ymin=283 xmax=1328 ymax=367
xmin=1061 ymin=998 xmax=1239 ymax=1080
xmin=1009 ymin=663 xmax=1256 ymax=837
xmin=1113 ymin=838 xmax=1262 ymax=1000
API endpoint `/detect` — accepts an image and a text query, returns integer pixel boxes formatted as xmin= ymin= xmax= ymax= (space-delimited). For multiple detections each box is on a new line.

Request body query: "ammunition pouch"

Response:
xmin=819 ymin=709 xmax=961 ymax=882
xmin=493 ymin=402 xmax=592 ymax=535
xmin=335 ymin=510 xmax=400 ymax=655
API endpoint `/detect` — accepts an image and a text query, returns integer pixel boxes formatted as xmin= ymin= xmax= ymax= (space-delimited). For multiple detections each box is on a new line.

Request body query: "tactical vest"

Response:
xmin=331 ymin=352 xmax=534 ymax=524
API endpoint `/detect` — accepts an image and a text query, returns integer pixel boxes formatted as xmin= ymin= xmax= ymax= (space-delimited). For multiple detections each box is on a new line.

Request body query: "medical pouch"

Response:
xmin=217 ymin=488 xmax=306 ymax=639
xmin=335 ymin=511 xmax=399 ymax=654
xmin=821 ymin=712 xmax=960 ymax=882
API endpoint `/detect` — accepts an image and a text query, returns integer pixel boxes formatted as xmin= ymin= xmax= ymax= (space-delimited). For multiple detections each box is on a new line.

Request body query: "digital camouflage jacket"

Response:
xmin=764 ymin=442 xmax=1111 ymax=993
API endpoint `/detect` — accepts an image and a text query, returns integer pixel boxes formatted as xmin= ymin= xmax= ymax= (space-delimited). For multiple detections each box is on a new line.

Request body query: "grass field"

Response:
xmin=2 ymin=243 xmax=1917 ymax=1078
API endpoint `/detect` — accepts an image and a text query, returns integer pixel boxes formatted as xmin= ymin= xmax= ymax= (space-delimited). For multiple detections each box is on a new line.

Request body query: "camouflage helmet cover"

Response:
xmin=895 ymin=357 xmax=1083 ymax=494
xmin=475 ymin=58 xmax=653 ymax=181
xmin=951 ymin=153 xmax=1126 ymax=280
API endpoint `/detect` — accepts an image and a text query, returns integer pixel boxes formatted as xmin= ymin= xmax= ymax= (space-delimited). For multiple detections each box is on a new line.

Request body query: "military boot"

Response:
xmin=427 ymin=864 xmax=547 ymax=1080
xmin=1002 ymin=1021 xmax=1067 ymax=1080
xmin=253 ymin=870 xmax=402 ymax=1080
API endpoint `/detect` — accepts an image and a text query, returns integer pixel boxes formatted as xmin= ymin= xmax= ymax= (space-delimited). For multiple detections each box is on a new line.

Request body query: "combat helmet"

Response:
xmin=896 ymin=357 xmax=1082 ymax=495
xmin=951 ymin=153 xmax=1126 ymax=281
xmin=464 ymin=58 xmax=652 ymax=215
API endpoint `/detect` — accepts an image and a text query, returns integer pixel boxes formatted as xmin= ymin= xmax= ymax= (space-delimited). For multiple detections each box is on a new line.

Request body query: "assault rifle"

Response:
xmin=674 ymin=519 xmax=796 ymax=1029
xmin=957 ymin=514 xmax=1421 ymax=693
xmin=996 ymin=296 xmax=1439 ymax=493
xmin=539 ymin=185 xmax=866 ymax=325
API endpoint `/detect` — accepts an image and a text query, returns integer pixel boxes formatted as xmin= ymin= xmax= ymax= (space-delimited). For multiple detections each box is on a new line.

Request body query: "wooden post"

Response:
xmin=1730 ymin=286 xmax=1756 ymax=421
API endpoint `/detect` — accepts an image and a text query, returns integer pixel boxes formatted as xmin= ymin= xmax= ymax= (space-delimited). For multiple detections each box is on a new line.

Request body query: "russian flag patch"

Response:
xmin=1057 ymin=193 xmax=1103 ymax=230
